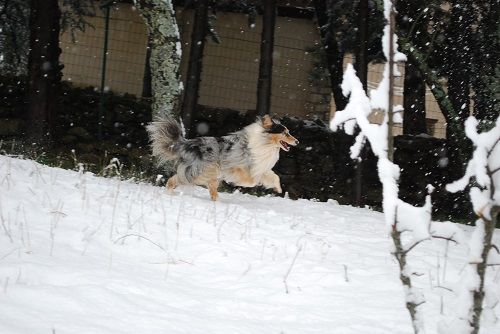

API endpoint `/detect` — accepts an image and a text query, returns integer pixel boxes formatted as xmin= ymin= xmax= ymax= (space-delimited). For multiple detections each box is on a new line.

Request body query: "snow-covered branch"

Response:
xmin=329 ymin=1 xmax=435 ymax=332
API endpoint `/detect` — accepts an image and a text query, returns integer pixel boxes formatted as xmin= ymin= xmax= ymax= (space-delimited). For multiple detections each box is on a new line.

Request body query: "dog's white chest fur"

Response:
xmin=246 ymin=123 xmax=280 ymax=180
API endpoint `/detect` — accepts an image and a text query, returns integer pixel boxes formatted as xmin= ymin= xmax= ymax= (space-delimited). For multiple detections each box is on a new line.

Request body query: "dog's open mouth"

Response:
xmin=279 ymin=140 xmax=290 ymax=151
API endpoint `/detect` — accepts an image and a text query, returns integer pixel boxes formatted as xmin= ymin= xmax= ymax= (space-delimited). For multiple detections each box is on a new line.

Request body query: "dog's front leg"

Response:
xmin=166 ymin=175 xmax=179 ymax=193
xmin=261 ymin=171 xmax=282 ymax=193
xmin=230 ymin=167 xmax=257 ymax=188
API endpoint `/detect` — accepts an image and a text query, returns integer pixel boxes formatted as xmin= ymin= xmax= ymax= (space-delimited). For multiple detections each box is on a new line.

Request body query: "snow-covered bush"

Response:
xmin=442 ymin=116 xmax=500 ymax=334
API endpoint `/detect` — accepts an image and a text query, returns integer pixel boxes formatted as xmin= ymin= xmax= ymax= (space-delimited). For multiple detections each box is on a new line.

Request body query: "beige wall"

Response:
xmin=60 ymin=4 xmax=323 ymax=119
xmin=60 ymin=4 xmax=148 ymax=96
xmin=186 ymin=9 xmax=324 ymax=117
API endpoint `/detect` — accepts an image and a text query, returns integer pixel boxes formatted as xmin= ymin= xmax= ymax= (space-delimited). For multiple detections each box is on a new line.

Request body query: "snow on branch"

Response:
xmin=330 ymin=64 xmax=388 ymax=158
xmin=370 ymin=0 xmax=406 ymax=112
xmin=447 ymin=117 xmax=500 ymax=219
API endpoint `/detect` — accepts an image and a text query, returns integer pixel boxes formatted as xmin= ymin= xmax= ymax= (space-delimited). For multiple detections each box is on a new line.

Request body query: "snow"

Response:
xmin=0 ymin=155 xmax=499 ymax=334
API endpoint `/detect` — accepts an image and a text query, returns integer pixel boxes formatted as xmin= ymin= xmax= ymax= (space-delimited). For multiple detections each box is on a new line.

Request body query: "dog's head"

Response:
xmin=261 ymin=115 xmax=299 ymax=152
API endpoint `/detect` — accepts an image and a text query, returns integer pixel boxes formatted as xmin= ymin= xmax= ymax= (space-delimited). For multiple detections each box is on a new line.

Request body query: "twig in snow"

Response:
xmin=436 ymin=252 xmax=441 ymax=288
xmin=443 ymin=239 xmax=450 ymax=282
xmin=241 ymin=263 xmax=252 ymax=277
xmin=435 ymin=285 xmax=453 ymax=292
xmin=0 ymin=201 xmax=13 ymax=243
xmin=431 ymin=234 xmax=459 ymax=244
xmin=114 ymin=233 xmax=166 ymax=252
xmin=283 ymin=244 xmax=302 ymax=294
xmin=217 ymin=218 xmax=226 ymax=243
xmin=0 ymin=158 xmax=13 ymax=189
xmin=22 ymin=207 xmax=31 ymax=251
xmin=343 ymin=264 xmax=349 ymax=282
xmin=0 ymin=247 xmax=19 ymax=261
xmin=109 ymin=181 xmax=121 ymax=240
xmin=108 ymin=252 xmax=113 ymax=270
xmin=49 ymin=201 xmax=65 ymax=256
xmin=403 ymin=238 xmax=429 ymax=254
xmin=3 ymin=277 xmax=9 ymax=293
xmin=260 ymin=238 xmax=267 ymax=260
xmin=175 ymin=194 xmax=184 ymax=251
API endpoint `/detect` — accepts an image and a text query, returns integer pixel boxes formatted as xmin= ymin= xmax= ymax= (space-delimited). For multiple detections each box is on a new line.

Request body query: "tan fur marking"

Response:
xmin=270 ymin=133 xmax=282 ymax=146
xmin=166 ymin=175 xmax=178 ymax=194
xmin=230 ymin=167 xmax=256 ymax=187
xmin=208 ymin=179 xmax=219 ymax=201
xmin=193 ymin=165 xmax=221 ymax=201
xmin=193 ymin=164 xmax=220 ymax=186
xmin=262 ymin=115 xmax=273 ymax=129
xmin=271 ymin=132 xmax=299 ymax=147
xmin=261 ymin=170 xmax=282 ymax=193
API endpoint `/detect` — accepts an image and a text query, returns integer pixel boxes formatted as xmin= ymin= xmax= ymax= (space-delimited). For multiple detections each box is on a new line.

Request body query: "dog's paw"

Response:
xmin=166 ymin=188 xmax=178 ymax=196
xmin=273 ymin=185 xmax=283 ymax=194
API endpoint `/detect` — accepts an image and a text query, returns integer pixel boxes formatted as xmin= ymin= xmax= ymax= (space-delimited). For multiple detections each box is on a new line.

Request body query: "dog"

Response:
xmin=146 ymin=115 xmax=299 ymax=201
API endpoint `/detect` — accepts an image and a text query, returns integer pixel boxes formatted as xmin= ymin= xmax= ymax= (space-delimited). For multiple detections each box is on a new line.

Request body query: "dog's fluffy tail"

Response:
xmin=146 ymin=118 xmax=183 ymax=165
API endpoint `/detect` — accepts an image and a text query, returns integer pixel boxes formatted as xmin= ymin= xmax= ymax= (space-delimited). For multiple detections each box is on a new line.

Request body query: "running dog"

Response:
xmin=147 ymin=115 xmax=299 ymax=201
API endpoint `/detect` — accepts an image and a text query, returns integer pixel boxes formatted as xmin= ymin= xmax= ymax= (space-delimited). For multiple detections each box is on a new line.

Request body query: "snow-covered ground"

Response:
xmin=0 ymin=155 xmax=499 ymax=334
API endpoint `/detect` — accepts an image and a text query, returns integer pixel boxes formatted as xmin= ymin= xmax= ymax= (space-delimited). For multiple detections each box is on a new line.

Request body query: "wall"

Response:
xmin=59 ymin=4 xmax=148 ymax=96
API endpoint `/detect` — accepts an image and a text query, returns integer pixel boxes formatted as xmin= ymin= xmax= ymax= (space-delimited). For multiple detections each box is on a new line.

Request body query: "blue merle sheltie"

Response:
xmin=146 ymin=115 xmax=299 ymax=201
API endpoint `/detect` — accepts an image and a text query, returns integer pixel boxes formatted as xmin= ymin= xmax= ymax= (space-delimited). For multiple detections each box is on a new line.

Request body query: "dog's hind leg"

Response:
xmin=166 ymin=175 xmax=179 ymax=194
xmin=260 ymin=171 xmax=282 ymax=193
xmin=207 ymin=179 xmax=219 ymax=201
xmin=193 ymin=164 xmax=220 ymax=201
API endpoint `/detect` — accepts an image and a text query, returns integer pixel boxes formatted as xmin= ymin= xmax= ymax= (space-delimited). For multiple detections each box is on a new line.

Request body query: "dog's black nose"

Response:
xmin=295 ymin=139 xmax=299 ymax=145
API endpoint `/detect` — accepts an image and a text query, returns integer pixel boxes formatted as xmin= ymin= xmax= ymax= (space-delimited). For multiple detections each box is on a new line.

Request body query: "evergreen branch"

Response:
xmin=398 ymin=36 xmax=468 ymax=160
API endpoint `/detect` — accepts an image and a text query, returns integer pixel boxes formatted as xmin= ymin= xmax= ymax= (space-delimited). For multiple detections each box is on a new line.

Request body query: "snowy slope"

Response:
xmin=0 ymin=155 xmax=498 ymax=334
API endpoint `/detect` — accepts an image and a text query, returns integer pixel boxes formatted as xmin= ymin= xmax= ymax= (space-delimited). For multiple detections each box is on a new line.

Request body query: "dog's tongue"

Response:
xmin=280 ymin=140 xmax=289 ymax=151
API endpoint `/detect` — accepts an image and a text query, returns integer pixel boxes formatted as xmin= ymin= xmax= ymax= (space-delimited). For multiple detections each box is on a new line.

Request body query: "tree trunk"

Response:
xmin=26 ymin=0 xmax=62 ymax=144
xmin=256 ymin=0 xmax=276 ymax=116
xmin=181 ymin=0 xmax=209 ymax=137
xmin=142 ymin=34 xmax=153 ymax=99
xmin=471 ymin=211 xmax=497 ymax=334
xmin=354 ymin=0 xmax=369 ymax=92
xmin=471 ymin=0 xmax=499 ymax=124
xmin=402 ymin=58 xmax=427 ymax=135
xmin=313 ymin=0 xmax=348 ymax=112
xmin=446 ymin=0 xmax=473 ymax=128
xmin=353 ymin=0 xmax=369 ymax=208
xmin=135 ymin=0 xmax=182 ymax=120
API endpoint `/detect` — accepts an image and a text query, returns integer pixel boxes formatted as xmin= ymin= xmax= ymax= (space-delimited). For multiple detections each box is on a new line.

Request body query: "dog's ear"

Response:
xmin=262 ymin=115 xmax=273 ymax=129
